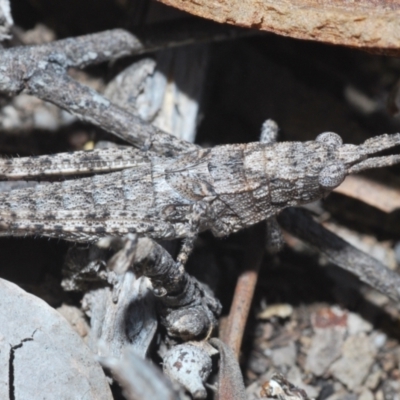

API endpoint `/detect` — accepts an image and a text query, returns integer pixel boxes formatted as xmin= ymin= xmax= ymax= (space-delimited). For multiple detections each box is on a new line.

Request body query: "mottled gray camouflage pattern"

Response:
xmin=0 ymin=130 xmax=399 ymax=243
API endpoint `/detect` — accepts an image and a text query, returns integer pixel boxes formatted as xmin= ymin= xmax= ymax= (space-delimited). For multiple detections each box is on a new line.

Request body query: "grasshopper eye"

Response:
xmin=316 ymin=132 xmax=343 ymax=148
xmin=319 ymin=162 xmax=346 ymax=189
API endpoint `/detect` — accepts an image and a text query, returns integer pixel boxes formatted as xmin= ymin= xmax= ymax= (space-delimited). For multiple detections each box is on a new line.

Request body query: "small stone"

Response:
xmin=362 ymin=289 xmax=389 ymax=307
xmin=391 ymin=369 xmax=400 ymax=380
xmin=380 ymin=353 xmax=397 ymax=372
xmin=287 ymin=366 xmax=320 ymax=399
xmin=394 ymin=241 xmax=400 ymax=264
xmin=260 ymin=373 xmax=310 ymax=400
xmin=372 ymin=332 xmax=387 ymax=349
xmin=358 ymin=389 xmax=374 ymax=400
xmin=163 ymin=342 xmax=212 ymax=399
xmin=346 ymin=312 xmax=372 ymax=335
xmin=365 ymin=370 xmax=382 ymax=390
xmin=271 ymin=342 xmax=297 ymax=367
xmin=330 ymin=333 xmax=376 ymax=391
xmin=375 ymin=390 xmax=384 ymax=400
xmin=382 ymin=380 xmax=400 ymax=400
xmin=57 ymin=304 xmax=89 ymax=338
xmin=325 ymin=393 xmax=357 ymax=400
xmin=249 ymin=351 xmax=271 ymax=375
xmin=305 ymin=307 xmax=347 ymax=376
xmin=257 ymin=304 xmax=293 ymax=320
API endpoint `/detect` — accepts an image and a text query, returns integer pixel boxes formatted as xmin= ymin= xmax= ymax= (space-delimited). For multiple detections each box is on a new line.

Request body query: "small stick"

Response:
xmin=99 ymin=348 xmax=180 ymax=400
xmin=334 ymin=175 xmax=400 ymax=213
xmin=220 ymin=224 xmax=265 ymax=358
xmin=132 ymin=18 xmax=255 ymax=55
xmin=0 ymin=21 xmax=252 ymax=157
xmin=278 ymin=207 xmax=400 ymax=302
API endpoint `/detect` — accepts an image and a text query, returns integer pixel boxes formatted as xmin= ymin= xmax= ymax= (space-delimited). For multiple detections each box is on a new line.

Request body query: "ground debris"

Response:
xmin=163 ymin=342 xmax=214 ymax=399
xmin=133 ymin=237 xmax=222 ymax=341
xmin=260 ymin=373 xmax=310 ymax=400
xmin=246 ymin=296 xmax=400 ymax=400
xmin=329 ymin=333 xmax=377 ymax=391
xmin=100 ymin=347 xmax=182 ymax=400
xmin=57 ymin=303 xmax=90 ymax=339
xmin=305 ymin=307 xmax=347 ymax=376
xmin=0 ymin=278 xmax=112 ymax=400
xmin=63 ymin=237 xmax=158 ymax=359
xmin=2 ymin=3 xmax=400 ymax=399
xmin=0 ymin=0 xmax=12 ymax=41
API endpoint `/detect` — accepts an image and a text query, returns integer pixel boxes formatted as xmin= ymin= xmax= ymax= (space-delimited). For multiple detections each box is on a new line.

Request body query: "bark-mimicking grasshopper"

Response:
xmin=0 ymin=120 xmax=399 ymax=265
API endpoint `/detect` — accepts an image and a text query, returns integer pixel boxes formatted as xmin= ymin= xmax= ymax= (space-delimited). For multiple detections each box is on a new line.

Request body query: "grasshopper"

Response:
xmin=0 ymin=120 xmax=399 ymax=264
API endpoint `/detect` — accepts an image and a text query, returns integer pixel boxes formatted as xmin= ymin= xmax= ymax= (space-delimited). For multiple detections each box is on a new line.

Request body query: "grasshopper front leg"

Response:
xmin=260 ymin=119 xmax=285 ymax=252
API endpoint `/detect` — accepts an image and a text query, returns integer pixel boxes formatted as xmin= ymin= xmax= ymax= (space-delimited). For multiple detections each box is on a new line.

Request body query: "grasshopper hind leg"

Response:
xmin=0 ymin=209 xmax=179 ymax=243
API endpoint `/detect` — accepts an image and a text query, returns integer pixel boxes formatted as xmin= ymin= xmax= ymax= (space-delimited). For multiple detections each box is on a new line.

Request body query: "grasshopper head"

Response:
xmin=315 ymin=131 xmax=400 ymax=192
xmin=268 ymin=131 xmax=400 ymax=210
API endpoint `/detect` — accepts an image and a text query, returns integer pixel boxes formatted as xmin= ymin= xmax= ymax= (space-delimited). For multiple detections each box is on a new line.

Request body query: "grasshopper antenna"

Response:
xmin=348 ymin=133 xmax=400 ymax=174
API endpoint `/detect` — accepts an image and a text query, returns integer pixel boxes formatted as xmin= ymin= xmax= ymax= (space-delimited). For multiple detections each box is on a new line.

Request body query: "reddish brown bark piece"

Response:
xmin=220 ymin=224 xmax=265 ymax=358
xmin=158 ymin=0 xmax=400 ymax=53
xmin=334 ymin=175 xmax=400 ymax=213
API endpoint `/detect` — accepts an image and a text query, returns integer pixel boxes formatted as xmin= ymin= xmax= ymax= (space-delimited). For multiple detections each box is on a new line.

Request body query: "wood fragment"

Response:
xmin=278 ymin=208 xmax=400 ymax=302
xmin=99 ymin=348 xmax=181 ymax=400
xmin=334 ymin=175 xmax=400 ymax=213
xmin=0 ymin=21 xmax=249 ymax=157
xmin=209 ymin=338 xmax=247 ymax=400
xmin=260 ymin=373 xmax=310 ymax=400
xmin=220 ymin=224 xmax=265 ymax=358
xmin=158 ymin=0 xmax=400 ymax=54
xmin=63 ymin=237 xmax=158 ymax=359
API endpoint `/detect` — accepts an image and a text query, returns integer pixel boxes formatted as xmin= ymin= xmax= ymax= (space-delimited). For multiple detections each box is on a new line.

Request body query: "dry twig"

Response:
xmin=278 ymin=207 xmax=400 ymax=302
xmin=0 ymin=20 xmax=250 ymax=157
xmin=220 ymin=224 xmax=265 ymax=358
xmin=334 ymin=175 xmax=400 ymax=213
xmin=100 ymin=348 xmax=181 ymax=400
